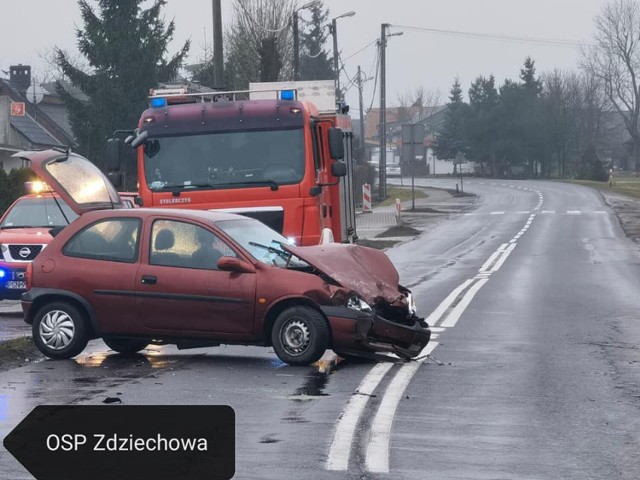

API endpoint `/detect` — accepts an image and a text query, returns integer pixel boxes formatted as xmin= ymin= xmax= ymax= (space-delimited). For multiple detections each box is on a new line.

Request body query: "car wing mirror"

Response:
xmin=217 ymin=256 xmax=256 ymax=274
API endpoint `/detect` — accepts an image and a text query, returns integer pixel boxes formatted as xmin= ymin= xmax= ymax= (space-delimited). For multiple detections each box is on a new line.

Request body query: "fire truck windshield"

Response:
xmin=144 ymin=128 xmax=305 ymax=191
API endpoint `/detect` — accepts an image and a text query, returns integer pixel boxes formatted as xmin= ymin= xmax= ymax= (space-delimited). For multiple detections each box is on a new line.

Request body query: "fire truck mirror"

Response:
xmin=331 ymin=161 xmax=347 ymax=178
xmin=328 ymin=128 xmax=344 ymax=160
xmin=130 ymin=129 xmax=149 ymax=149
xmin=105 ymin=138 xmax=123 ymax=171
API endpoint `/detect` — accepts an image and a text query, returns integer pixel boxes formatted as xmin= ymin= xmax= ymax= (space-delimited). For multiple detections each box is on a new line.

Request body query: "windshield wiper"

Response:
xmin=248 ymin=241 xmax=291 ymax=261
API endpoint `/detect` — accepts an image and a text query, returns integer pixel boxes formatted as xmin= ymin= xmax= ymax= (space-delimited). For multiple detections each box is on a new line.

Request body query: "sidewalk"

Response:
xmin=356 ymin=185 xmax=476 ymax=241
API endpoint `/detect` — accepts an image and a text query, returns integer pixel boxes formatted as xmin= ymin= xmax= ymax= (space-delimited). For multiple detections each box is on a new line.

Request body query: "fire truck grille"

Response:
xmin=8 ymin=244 xmax=43 ymax=261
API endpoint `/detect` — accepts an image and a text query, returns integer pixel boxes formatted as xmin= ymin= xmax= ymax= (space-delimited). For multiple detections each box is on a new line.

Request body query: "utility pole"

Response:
xmin=330 ymin=11 xmax=355 ymax=103
xmin=357 ymin=65 xmax=366 ymax=160
xmin=293 ymin=13 xmax=300 ymax=80
xmin=212 ymin=0 xmax=224 ymax=89
xmin=332 ymin=18 xmax=340 ymax=101
xmin=378 ymin=23 xmax=388 ymax=201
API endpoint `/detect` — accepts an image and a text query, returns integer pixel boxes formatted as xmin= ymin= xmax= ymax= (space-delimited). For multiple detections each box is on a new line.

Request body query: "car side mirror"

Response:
xmin=328 ymin=127 xmax=344 ymax=160
xmin=331 ymin=161 xmax=347 ymax=177
xmin=217 ymin=256 xmax=256 ymax=274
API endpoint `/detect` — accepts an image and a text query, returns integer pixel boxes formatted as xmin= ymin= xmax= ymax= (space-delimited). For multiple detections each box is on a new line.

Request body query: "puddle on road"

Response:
xmin=289 ymin=371 xmax=329 ymax=400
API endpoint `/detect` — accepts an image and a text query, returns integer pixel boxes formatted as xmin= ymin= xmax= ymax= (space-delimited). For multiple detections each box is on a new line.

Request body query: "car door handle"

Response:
xmin=140 ymin=275 xmax=157 ymax=285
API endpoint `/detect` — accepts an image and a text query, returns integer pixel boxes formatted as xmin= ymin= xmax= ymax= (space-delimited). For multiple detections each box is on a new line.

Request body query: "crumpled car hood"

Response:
xmin=283 ymin=243 xmax=401 ymax=304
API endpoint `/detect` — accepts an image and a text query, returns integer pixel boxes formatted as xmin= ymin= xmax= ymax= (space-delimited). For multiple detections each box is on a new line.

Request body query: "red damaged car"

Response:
xmin=18 ymin=149 xmax=430 ymax=365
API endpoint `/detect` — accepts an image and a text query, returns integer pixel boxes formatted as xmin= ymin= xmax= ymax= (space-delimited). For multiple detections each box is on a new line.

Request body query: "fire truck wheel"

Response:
xmin=32 ymin=301 xmax=89 ymax=359
xmin=272 ymin=306 xmax=329 ymax=366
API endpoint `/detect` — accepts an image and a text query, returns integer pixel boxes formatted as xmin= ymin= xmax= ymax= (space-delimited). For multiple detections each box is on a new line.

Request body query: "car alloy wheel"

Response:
xmin=32 ymin=301 xmax=88 ymax=359
xmin=271 ymin=305 xmax=329 ymax=366
xmin=39 ymin=310 xmax=75 ymax=350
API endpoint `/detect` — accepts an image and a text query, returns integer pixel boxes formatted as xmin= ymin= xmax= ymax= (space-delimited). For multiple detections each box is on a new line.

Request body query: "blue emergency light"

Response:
xmin=151 ymin=97 xmax=168 ymax=109
xmin=0 ymin=269 xmax=5 ymax=279
xmin=280 ymin=90 xmax=295 ymax=101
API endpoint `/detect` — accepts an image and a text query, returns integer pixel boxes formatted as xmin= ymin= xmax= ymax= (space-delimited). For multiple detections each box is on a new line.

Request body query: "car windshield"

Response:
xmin=0 ymin=196 xmax=78 ymax=229
xmin=143 ymin=128 xmax=305 ymax=191
xmin=216 ymin=218 xmax=308 ymax=268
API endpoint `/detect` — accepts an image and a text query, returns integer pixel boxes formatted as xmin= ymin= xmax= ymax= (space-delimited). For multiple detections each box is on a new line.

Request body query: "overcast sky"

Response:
xmin=2 ymin=0 xmax=606 ymax=117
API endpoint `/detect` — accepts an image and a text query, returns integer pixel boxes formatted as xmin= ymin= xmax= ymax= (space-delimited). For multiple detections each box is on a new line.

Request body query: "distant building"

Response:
xmin=0 ymin=65 xmax=75 ymax=172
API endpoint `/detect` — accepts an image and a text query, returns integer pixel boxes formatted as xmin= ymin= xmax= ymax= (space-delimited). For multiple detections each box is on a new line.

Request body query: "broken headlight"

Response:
xmin=407 ymin=292 xmax=417 ymax=315
xmin=346 ymin=296 xmax=372 ymax=313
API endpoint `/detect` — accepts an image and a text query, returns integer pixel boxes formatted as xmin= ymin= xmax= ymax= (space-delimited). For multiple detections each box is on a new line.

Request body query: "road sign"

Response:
xmin=10 ymin=102 xmax=25 ymax=116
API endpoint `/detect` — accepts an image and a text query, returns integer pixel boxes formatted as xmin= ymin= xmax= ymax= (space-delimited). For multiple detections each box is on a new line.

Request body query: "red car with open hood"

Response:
xmin=17 ymin=148 xmax=430 ymax=365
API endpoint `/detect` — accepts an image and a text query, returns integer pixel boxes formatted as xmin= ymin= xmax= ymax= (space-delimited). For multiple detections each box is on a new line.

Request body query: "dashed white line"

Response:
xmin=567 ymin=210 xmax=581 ymax=215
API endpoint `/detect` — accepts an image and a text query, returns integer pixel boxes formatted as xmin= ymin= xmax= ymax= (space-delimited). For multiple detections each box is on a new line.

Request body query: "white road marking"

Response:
xmin=479 ymin=244 xmax=507 ymax=272
xmin=425 ymin=279 xmax=476 ymax=325
xmin=490 ymin=243 xmax=517 ymax=272
xmin=365 ymin=342 xmax=439 ymax=473
xmin=326 ymin=362 xmax=394 ymax=470
xmin=567 ymin=210 xmax=581 ymax=215
xmin=440 ymin=279 xmax=489 ymax=328
xmin=329 ymin=187 xmax=546 ymax=474
xmin=490 ymin=211 xmax=505 ymax=215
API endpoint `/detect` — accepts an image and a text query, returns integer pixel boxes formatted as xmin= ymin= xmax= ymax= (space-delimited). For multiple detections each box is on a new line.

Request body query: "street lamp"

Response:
xmin=378 ymin=26 xmax=403 ymax=201
xmin=293 ymin=0 xmax=322 ymax=81
xmin=330 ymin=11 xmax=356 ymax=101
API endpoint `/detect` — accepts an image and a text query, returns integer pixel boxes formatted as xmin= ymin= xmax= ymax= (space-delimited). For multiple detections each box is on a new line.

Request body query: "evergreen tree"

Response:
xmin=55 ymin=0 xmax=190 ymax=169
xmin=466 ymin=75 xmax=499 ymax=175
xmin=434 ymin=78 xmax=469 ymax=173
xmin=520 ymin=56 xmax=543 ymax=97
xmin=299 ymin=3 xmax=334 ymax=81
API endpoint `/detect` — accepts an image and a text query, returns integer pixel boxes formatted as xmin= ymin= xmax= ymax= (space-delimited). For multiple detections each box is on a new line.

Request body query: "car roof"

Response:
xmin=79 ymin=208 xmax=248 ymax=224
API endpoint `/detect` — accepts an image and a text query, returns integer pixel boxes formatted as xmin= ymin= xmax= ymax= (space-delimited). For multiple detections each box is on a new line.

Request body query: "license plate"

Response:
xmin=5 ymin=281 xmax=26 ymax=289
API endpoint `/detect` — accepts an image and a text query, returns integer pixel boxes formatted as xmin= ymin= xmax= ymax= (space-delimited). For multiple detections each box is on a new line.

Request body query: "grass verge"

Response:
xmin=0 ymin=336 xmax=44 ymax=373
xmin=564 ymin=175 xmax=640 ymax=199
xmin=377 ymin=186 xmax=428 ymax=207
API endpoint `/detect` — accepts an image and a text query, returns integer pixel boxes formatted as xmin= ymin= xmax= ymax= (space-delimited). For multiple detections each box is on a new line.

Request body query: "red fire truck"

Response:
xmin=107 ymin=81 xmax=357 ymax=246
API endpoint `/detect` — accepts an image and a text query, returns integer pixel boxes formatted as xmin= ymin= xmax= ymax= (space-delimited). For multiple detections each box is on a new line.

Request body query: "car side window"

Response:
xmin=149 ymin=220 xmax=236 ymax=270
xmin=63 ymin=218 xmax=141 ymax=263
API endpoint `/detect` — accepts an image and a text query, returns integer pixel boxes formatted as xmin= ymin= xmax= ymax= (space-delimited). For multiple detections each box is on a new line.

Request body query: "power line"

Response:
xmin=390 ymin=24 xmax=592 ymax=48
xmin=367 ymin=45 xmax=381 ymax=113
xmin=343 ymin=39 xmax=378 ymax=62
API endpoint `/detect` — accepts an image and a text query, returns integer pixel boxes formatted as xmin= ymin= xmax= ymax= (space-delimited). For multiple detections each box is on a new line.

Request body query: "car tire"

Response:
xmin=32 ymin=301 xmax=88 ymax=359
xmin=103 ymin=337 xmax=149 ymax=355
xmin=271 ymin=306 xmax=329 ymax=366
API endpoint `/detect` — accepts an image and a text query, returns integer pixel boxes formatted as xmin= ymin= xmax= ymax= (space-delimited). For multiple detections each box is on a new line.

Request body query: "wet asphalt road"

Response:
xmin=2 ymin=179 xmax=640 ymax=479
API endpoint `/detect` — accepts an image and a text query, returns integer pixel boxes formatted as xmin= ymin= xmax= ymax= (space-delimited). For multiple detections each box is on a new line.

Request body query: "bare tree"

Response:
xmin=583 ymin=0 xmax=640 ymax=173
xmin=396 ymin=86 xmax=442 ymax=134
xmin=542 ymin=70 xmax=581 ymax=177
xmin=225 ymin=0 xmax=296 ymax=90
